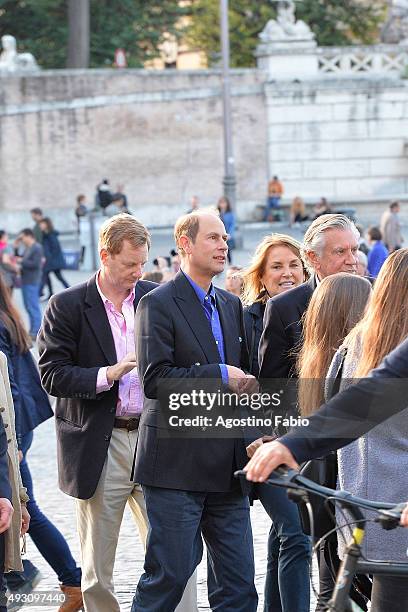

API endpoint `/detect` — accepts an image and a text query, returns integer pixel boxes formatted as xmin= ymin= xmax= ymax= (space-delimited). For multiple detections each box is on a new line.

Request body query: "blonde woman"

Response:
xmin=298 ymin=273 xmax=372 ymax=611
xmin=298 ymin=272 xmax=371 ymax=610
xmin=326 ymin=249 xmax=408 ymax=612
xmin=290 ymin=196 xmax=309 ymax=226
xmin=242 ymin=233 xmax=307 ymax=376
xmin=242 ymin=234 xmax=309 ymax=612
xmin=298 ymin=273 xmax=372 ymax=416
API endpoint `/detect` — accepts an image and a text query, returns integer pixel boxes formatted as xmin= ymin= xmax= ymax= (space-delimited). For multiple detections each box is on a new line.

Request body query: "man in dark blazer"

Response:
xmin=132 ymin=211 xmax=258 ymax=612
xmin=38 ymin=214 xmax=158 ymax=612
xmin=245 ymin=334 xmax=408 ymax=481
xmin=259 ymin=214 xmax=360 ymax=382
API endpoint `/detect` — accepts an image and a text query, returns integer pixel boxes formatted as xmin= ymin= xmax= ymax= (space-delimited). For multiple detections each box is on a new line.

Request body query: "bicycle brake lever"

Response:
xmin=376 ymin=503 xmax=405 ymax=530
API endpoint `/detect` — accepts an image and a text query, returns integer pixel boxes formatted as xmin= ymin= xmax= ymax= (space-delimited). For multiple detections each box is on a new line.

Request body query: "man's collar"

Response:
xmin=96 ymin=270 xmax=135 ymax=307
xmin=181 ymin=270 xmax=215 ymax=304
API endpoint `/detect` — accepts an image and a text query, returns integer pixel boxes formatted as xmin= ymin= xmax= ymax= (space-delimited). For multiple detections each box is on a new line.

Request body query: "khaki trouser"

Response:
xmin=76 ymin=427 xmax=198 ymax=612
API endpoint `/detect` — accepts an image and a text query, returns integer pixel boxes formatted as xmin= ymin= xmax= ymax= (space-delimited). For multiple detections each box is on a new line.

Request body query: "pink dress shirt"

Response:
xmin=95 ymin=274 xmax=143 ymax=416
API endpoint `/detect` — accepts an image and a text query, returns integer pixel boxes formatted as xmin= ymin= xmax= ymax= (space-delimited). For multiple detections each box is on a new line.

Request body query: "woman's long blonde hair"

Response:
xmin=241 ymin=234 xmax=306 ymax=306
xmin=291 ymin=196 xmax=305 ymax=216
xmin=346 ymin=248 xmax=408 ymax=377
xmin=298 ymin=273 xmax=372 ymax=416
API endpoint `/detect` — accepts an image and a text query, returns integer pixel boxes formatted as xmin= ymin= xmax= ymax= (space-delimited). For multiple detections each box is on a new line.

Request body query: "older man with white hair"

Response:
xmin=252 ymin=214 xmax=360 ymax=612
xmin=259 ymin=213 xmax=359 ymax=381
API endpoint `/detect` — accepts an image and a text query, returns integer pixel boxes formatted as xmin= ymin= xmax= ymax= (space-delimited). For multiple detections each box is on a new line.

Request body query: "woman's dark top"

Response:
xmin=243 ymin=301 xmax=266 ymax=378
xmin=42 ymin=231 xmax=66 ymax=272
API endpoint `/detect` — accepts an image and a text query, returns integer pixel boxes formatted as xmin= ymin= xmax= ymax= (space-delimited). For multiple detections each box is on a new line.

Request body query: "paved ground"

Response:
xmin=12 ymin=215 xmax=398 ymax=610
xmin=26 ymin=418 xmax=276 ymax=611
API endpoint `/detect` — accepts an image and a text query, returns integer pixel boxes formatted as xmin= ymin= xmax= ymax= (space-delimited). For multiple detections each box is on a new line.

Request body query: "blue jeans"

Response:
xmin=132 ymin=486 xmax=258 ymax=612
xmin=21 ymin=284 xmax=42 ymax=336
xmin=256 ymin=482 xmax=311 ymax=612
xmin=14 ymin=431 xmax=81 ymax=586
xmin=264 ymin=197 xmax=281 ymax=221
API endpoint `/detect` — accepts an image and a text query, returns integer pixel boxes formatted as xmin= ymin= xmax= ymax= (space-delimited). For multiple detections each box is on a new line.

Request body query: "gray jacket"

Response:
xmin=21 ymin=243 xmax=43 ymax=285
xmin=326 ymin=337 xmax=408 ymax=562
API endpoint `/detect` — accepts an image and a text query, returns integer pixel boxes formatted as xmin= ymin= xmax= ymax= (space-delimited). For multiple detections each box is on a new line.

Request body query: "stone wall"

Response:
xmin=265 ymin=77 xmax=408 ymax=201
xmin=0 ymin=69 xmax=267 ymax=230
xmin=2 ymin=67 xmax=408 ymax=231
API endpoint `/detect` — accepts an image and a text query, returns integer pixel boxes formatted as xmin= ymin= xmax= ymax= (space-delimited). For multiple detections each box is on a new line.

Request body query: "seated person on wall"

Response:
xmin=290 ymin=196 xmax=309 ymax=226
xmin=313 ymin=197 xmax=332 ymax=220
xmin=265 ymin=176 xmax=284 ymax=221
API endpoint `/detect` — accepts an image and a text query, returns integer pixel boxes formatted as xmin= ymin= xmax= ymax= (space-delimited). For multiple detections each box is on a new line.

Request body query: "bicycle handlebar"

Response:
xmin=235 ymin=467 xmax=405 ymax=523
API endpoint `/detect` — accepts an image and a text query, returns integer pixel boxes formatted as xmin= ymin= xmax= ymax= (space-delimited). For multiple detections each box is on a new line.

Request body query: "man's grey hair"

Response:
xmin=302 ymin=214 xmax=360 ymax=261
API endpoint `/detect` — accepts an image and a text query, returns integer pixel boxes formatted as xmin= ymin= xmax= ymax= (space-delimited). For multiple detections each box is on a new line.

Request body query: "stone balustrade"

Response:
xmin=318 ymin=44 xmax=408 ymax=76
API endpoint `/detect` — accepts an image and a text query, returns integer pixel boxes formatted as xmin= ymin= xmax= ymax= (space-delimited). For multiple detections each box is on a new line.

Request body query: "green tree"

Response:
xmin=90 ymin=0 xmax=189 ymax=68
xmin=0 ymin=0 xmax=67 ymax=68
xmin=0 ymin=0 xmax=189 ymax=69
xmin=296 ymin=0 xmax=386 ymax=47
xmin=188 ymin=0 xmax=386 ymax=68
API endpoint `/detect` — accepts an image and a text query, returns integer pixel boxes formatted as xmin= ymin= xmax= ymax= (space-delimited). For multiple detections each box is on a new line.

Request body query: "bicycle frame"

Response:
xmin=328 ymin=502 xmax=365 ymax=612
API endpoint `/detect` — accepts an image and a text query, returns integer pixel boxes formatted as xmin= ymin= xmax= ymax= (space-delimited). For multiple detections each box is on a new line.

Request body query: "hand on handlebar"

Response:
xmin=244 ymin=439 xmax=299 ymax=481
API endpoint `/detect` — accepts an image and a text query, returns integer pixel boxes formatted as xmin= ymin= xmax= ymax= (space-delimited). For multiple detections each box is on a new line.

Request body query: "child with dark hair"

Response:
xmin=367 ymin=226 xmax=389 ymax=277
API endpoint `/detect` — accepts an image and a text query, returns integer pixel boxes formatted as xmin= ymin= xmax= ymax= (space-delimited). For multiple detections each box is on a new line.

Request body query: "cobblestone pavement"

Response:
xmin=25 ymin=418 xmax=320 ymax=611
xmin=24 ymin=418 xmax=272 ymax=611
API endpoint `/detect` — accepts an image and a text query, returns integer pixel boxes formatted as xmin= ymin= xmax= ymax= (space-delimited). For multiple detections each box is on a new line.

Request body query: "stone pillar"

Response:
xmin=256 ymin=39 xmax=318 ymax=79
xmin=255 ymin=1 xmax=318 ymax=80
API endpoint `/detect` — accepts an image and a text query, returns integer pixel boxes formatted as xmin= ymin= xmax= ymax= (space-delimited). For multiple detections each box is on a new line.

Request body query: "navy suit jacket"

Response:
xmin=134 ymin=271 xmax=250 ymax=493
xmin=280 ymin=335 xmax=408 ymax=463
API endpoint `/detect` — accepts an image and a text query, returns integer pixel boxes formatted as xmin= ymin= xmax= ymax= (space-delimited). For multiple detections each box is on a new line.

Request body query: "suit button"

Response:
xmin=104 ymin=434 xmax=111 ymax=441
xmin=7 ymin=439 xmax=11 ymax=444
xmin=4 ymin=424 xmax=8 ymax=428
xmin=0 ymin=407 xmax=4 ymax=412
xmin=109 ymin=408 xmax=115 ymax=414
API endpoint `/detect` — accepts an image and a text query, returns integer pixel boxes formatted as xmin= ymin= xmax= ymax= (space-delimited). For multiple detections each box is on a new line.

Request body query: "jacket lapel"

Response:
xmin=173 ymin=273 xmax=221 ymax=363
xmin=215 ymin=289 xmax=239 ymax=364
xmin=84 ymin=275 xmax=117 ymax=365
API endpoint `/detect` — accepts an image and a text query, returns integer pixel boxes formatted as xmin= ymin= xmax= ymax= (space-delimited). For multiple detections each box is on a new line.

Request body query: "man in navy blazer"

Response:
xmin=245 ymin=334 xmax=408 ymax=481
xmin=132 ymin=211 xmax=258 ymax=611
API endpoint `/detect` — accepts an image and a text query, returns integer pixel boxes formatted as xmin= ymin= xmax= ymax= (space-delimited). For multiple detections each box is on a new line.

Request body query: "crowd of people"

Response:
xmin=0 ymin=200 xmax=406 ymax=612
xmin=0 ymin=208 xmax=70 ymax=341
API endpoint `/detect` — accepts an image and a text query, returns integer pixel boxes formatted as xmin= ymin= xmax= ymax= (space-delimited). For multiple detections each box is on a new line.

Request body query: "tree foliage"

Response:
xmin=187 ymin=0 xmax=386 ymax=68
xmin=0 ymin=0 xmax=189 ymax=69
xmin=296 ymin=0 xmax=386 ymax=47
